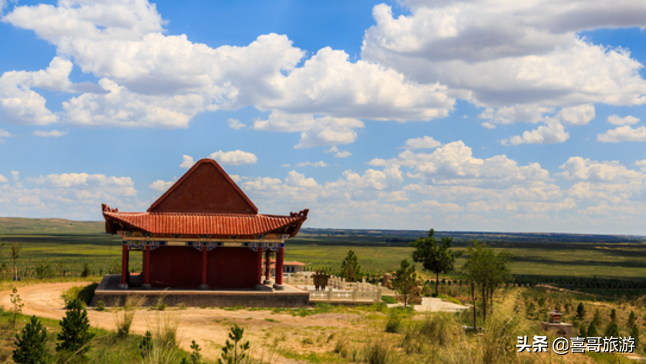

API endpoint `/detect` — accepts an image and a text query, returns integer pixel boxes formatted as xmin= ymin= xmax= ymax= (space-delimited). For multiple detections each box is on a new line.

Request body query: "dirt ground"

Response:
xmin=0 ymin=282 xmax=364 ymax=363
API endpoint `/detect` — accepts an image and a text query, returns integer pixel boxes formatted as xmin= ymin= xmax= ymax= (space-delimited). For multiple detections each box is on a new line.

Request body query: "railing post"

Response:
xmin=352 ymin=288 xmax=358 ymax=301
xmin=328 ymin=287 xmax=333 ymax=301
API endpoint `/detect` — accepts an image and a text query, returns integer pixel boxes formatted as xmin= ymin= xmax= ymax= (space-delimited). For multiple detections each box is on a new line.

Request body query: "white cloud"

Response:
xmin=362 ymin=2 xmax=646 ymax=126
xmin=559 ymin=157 xmax=645 ymax=182
xmin=11 ymin=171 xmax=18 ymax=182
xmin=555 ymin=104 xmax=595 ymax=126
xmin=33 ymin=129 xmax=68 ymax=137
xmin=403 ymin=136 xmax=442 ymax=150
xmin=0 ymin=174 xmax=7 ymax=183
xmin=502 ymin=121 xmax=569 ymax=145
xmin=227 ymin=118 xmax=246 ymax=130
xmin=2 ymin=0 xmax=457 ymax=129
xmin=0 ymin=129 xmax=12 ymax=141
xmin=208 ymin=150 xmax=258 ymax=165
xmin=149 ymin=179 xmax=174 ymax=192
xmin=597 ymin=125 xmax=646 ymax=143
xmin=179 ymin=155 xmax=195 ymax=169
xmin=254 ymin=111 xmax=364 ymax=148
xmin=295 ymin=161 xmax=329 ymax=167
xmin=608 ymin=114 xmax=640 ymax=126
xmin=325 ymin=146 xmax=352 ymax=158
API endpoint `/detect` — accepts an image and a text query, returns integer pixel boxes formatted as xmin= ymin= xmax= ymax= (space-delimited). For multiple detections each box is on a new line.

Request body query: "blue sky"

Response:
xmin=1 ymin=0 xmax=646 ymax=235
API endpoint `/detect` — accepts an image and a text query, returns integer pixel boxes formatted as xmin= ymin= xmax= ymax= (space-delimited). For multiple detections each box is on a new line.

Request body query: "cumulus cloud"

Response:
xmin=227 ymin=118 xmax=246 ymax=130
xmin=1 ymin=0 xmax=458 ymax=130
xmin=597 ymin=125 xmax=646 ymax=143
xmin=208 ymin=150 xmax=257 ymax=165
xmin=378 ymin=141 xmax=550 ymax=186
xmin=149 ymin=179 xmax=174 ymax=192
xmin=324 ymin=146 xmax=352 ymax=158
xmin=254 ymin=111 xmax=364 ymax=148
xmin=559 ymin=157 xmax=645 ymax=181
xmin=0 ymin=174 xmax=7 ymax=183
xmin=295 ymin=161 xmax=329 ymax=167
xmin=362 ymin=1 xmax=646 ymax=127
xmin=403 ymin=136 xmax=442 ymax=149
xmin=502 ymin=121 xmax=569 ymax=145
xmin=0 ymin=129 xmax=12 ymax=142
xmin=608 ymin=114 xmax=640 ymax=125
xmin=33 ymin=129 xmax=68 ymax=137
xmin=179 ymin=155 xmax=195 ymax=169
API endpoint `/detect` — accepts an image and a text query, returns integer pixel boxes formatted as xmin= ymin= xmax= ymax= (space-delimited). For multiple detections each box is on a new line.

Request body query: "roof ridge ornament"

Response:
xmin=102 ymin=204 xmax=118 ymax=213
xmin=290 ymin=209 xmax=309 ymax=218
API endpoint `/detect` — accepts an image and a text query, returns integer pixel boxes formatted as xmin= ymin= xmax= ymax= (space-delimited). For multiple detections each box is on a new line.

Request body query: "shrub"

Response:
xmin=81 ymin=263 xmax=91 ymax=278
xmin=95 ymin=300 xmax=106 ymax=311
xmin=385 ymin=311 xmax=402 ymax=333
xmin=57 ymin=299 xmax=95 ymax=356
xmin=333 ymin=336 xmax=349 ymax=358
xmin=10 ymin=287 xmax=24 ymax=328
xmin=381 ymin=296 xmax=397 ymax=304
xmin=61 ymin=283 xmax=98 ymax=308
xmin=364 ymin=339 xmax=391 ymax=364
xmin=13 ymin=316 xmax=49 ymax=364
xmin=35 ymin=261 xmax=54 ymax=279
xmin=416 ymin=312 xmax=459 ymax=346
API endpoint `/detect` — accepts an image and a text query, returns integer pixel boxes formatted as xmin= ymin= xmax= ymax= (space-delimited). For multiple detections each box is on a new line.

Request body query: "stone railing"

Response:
xmin=309 ymin=276 xmax=382 ymax=302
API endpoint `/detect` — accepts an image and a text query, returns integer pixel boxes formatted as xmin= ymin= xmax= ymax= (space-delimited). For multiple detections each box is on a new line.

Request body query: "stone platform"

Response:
xmin=93 ymin=275 xmax=310 ymax=308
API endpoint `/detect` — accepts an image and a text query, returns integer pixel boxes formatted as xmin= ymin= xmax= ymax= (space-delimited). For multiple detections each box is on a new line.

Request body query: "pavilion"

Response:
xmin=101 ymin=158 xmax=308 ymax=291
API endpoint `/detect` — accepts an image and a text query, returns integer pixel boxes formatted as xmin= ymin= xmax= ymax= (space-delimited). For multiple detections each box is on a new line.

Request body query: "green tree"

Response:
xmin=610 ymin=308 xmax=617 ymax=322
xmin=576 ymin=302 xmax=586 ymax=319
xmin=189 ymin=340 xmax=203 ymax=364
xmin=391 ymin=259 xmax=417 ymax=308
xmin=631 ymin=325 xmax=640 ymax=347
xmin=340 ymin=250 xmax=363 ymax=282
xmin=81 ymin=263 xmax=91 ymax=278
xmin=56 ymin=299 xmax=94 ymax=356
xmin=35 ymin=261 xmax=54 ymax=279
xmin=587 ymin=321 xmax=598 ymax=337
xmin=13 ymin=316 xmax=49 ymax=364
xmin=10 ymin=287 xmax=24 ymax=328
xmin=10 ymin=243 xmax=22 ymax=281
xmin=461 ymin=241 xmax=511 ymax=321
xmin=604 ymin=321 xmax=620 ymax=338
xmin=628 ymin=311 xmax=636 ymax=327
xmin=578 ymin=323 xmax=587 ymax=337
xmin=139 ymin=330 xmax=153 ymax=359
xmin=410 ymin=229 xmax=462 ymax=296
xmin=218 ymin=324 xmax=250 ymax=364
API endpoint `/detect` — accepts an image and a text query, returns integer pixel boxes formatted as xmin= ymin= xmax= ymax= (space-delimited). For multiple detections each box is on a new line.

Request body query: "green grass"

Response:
xmin=1 ymin=217 xmax=646 ymax=288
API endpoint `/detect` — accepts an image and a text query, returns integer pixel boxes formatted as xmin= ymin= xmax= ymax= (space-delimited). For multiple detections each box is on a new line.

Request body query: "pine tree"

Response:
xmin=604 ymin=321 xmax=619 ymax=338
xmin=628 ymin=311 xmax=636 ymax=327
xmin=392 ymin=259 xmax=416 ymax=308
xmin=340 ymin=250 xmax=363 ymax=282
xmin=139 ymin=330 xmax=153 ymax=359
xmin=576 ymin=302 xmax=586 ymax=319
xmin=631 ymin=325 xmax=640 ymax=347
xmin=587 ymin=322 xmax=598 ymax=337
xmin=13 ymin=316 xmax=48 ymax=364
xmin=218 ymin=324 xmax=250 ymax=364
xmin=56 ymin=299 xmax=94 ymax=356
xmin=578 ymin=323 xmax=587 ymax=337
xmin=610 ymin=308 xmax=617 ymax=322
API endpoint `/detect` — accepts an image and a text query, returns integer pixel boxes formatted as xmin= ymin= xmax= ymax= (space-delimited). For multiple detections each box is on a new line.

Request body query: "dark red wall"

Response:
xmin=148 ymin=246 xmax=259 ymax=289
xmin=207 ymin=247 xmax=258 ymax=288
xmin=149 ymin=246 xmax=201 ymax=288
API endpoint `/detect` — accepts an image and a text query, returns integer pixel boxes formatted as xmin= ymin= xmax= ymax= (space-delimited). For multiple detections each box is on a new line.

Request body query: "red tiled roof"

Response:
xmin=103 ymin=209 xmax=308 ymax=237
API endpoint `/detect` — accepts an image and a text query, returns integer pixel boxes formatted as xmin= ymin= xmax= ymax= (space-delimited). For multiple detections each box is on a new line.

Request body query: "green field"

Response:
xmin=0 ymin=217 xmax=645 ymax=285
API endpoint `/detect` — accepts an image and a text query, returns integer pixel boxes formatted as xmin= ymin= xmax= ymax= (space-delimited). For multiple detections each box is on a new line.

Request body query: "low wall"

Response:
xmin=94 ymin=275 xmax=309 ymax=308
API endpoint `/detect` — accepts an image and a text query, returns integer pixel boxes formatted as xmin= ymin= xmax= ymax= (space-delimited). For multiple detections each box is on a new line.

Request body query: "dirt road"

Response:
xmin=0 ymin=282 xmax=358 ymax=363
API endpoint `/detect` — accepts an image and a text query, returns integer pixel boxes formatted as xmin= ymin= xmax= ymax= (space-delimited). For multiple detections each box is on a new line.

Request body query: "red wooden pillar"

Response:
xmin=256 ymin=247 xmax=263 ymax=285
xmin=199 ymin=246 xmax=208 ymax=290
xmin=275 ymin=247 xmax=284 ymax=286
xmin=120 ymin=244 xmax=129 ymax=289
xmin=143 ymin=245 xmax=151 ymax=289
xmin=264 ymin=249 xmax=271 ymax=282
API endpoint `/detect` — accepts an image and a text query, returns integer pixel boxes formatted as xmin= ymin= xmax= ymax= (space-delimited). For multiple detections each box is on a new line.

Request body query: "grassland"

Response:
xmin=0 ymin=217 xmax=644 ymax=285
